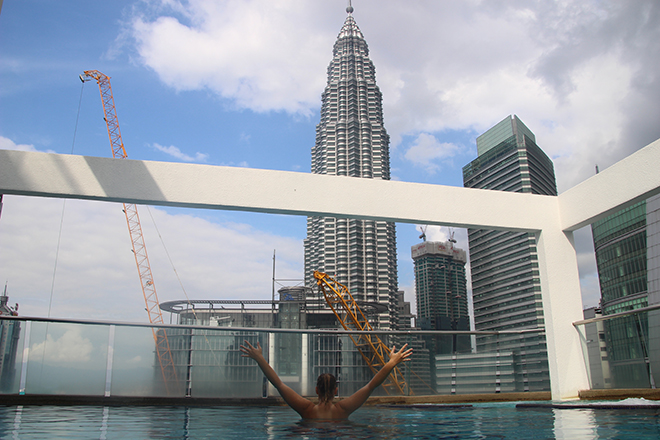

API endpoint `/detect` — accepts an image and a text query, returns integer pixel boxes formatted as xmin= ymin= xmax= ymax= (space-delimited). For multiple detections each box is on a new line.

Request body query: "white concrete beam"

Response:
xmin=0 ymin=149 xmax=555 ymax=232
xmin=559 ymin=138 xmax=660 ymax=231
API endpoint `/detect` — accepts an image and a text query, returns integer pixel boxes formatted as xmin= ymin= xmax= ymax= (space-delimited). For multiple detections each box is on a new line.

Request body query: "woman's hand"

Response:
xmin=240 ymin=340 xmax=264 ymax=360
xmin=387 ymin=344 xmax=413 ymax=365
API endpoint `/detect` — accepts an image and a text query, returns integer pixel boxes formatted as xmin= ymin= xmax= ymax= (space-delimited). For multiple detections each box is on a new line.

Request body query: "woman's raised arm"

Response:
xmin=336 ymin=344 xmax=413 ymax=416
xmin=239 ymin=340 xmax=314 ymax=416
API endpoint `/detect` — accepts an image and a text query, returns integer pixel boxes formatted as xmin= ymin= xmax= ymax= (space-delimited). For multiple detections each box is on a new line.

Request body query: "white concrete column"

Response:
xmin=536 ymin=225 xmax=590 ymax=400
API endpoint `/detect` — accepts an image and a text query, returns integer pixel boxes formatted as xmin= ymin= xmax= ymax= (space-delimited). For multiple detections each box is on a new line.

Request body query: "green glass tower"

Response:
xmin=591 ymin=201 xmax=652 ymax=387
xmin=462 ymin=115 xmax=555 ymax=392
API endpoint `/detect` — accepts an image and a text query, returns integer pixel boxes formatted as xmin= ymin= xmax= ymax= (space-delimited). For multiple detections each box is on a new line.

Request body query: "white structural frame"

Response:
xmin=2 ymin=138 xmax=660 ymax=400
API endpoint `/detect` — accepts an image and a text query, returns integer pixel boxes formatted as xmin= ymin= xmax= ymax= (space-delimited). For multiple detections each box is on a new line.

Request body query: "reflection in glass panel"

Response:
xmin=110 ymin=325 xmax=179 ymax=397
xmin=25 ymin=322 xmax=108 ymax=395
xmin=0 ymin=318 xmax=563 ymax=399
xmin=577 ymin=308 xmax=660 ymax=390
xmin=0 ymin=318 xmax=24 ymax=394
xmin=182 ymin=330 xmax=266 ymax=398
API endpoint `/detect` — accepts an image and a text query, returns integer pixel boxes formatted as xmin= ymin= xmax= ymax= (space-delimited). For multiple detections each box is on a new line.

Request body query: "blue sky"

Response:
xmin=1 ymin=0 xmax=659 ymax=322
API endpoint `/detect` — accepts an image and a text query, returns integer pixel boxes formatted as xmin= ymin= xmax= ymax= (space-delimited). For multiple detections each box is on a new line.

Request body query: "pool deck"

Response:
xmin=2 ymin=389 xmax=659 ymax=407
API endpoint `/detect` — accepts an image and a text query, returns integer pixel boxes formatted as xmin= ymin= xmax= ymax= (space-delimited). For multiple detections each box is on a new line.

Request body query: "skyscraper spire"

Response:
xmin=304 ymin=7 xmax=397 ymax=329
xmin=347 ymin=0 xmax=354 ymax=15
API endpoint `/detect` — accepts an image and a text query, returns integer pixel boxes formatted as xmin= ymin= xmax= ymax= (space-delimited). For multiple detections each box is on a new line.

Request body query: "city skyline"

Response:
xmin=1 ymin=1 xmax=659 ymax=321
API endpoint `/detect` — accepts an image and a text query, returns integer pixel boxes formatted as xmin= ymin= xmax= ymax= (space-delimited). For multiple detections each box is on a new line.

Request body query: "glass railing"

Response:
xmin=573 ymin=304 xmax=660 ymax=390
xmin=0 ymin=316 xmax=551 ymax=399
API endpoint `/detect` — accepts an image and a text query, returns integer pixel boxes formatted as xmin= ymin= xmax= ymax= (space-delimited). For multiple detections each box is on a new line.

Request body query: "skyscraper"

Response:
xmin=590 ymin=194 xmax=660 ymax=387
xmin=412 ymin=239 xmax=470 ymax=361
xmin=304 ymin=6 xmax=397 ymax=329
xmin=462 ymin=115 xmax=555 ymax=391
xmin=412 ymin=241 xmax=469 ymax=334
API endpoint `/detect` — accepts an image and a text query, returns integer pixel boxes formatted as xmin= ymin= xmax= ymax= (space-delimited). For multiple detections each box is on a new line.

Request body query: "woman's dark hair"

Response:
xmin=316 ymin=373 xmax=337 ymax=403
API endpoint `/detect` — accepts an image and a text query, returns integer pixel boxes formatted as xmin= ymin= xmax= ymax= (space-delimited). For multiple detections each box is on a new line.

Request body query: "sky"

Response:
xmin=1 ymin=0 xmax=659 ymax=323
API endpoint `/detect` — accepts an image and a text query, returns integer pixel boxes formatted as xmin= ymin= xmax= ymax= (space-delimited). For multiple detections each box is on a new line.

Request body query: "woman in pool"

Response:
xmin=240 ymin=340 xmax=412 ymax=420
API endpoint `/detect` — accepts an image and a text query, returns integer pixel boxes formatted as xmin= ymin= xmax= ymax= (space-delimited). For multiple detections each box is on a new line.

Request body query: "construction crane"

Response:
xmin=418 ymin=225 xmax=428 ymax=242
xmin=80 ymin=70 xmax=178 ymax=393
xmin=448 ymin=227 xmax=457 ymax=249
xmin=313 ymin=271 xmax=410 ymax=395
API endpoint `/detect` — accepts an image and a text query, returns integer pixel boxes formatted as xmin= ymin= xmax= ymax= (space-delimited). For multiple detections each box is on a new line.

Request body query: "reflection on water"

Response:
xmin=554 ymin=407 xmax=598 ymax=439
xmin=0 ymin=404 xmax=658 ymax=439
xmin=11 ymin=405 xmax=22 ymax=440
xmin=99 ymin=407 xmax=109 ymax=440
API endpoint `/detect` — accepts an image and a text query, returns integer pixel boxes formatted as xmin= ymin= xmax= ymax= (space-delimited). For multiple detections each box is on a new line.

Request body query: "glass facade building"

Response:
xmin=304 ymin=8 xmax=398 ymax=330
xmin=593 ymin=202 xmax=648 ymax=315
xmin=462 ymin=115 xmax=555 ymax=392
xmin=591 ymin=195 xmax=660 ymax=388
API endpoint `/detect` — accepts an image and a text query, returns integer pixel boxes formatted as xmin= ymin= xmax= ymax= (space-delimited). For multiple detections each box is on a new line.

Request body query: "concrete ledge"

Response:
xmin=5 ymin=390 xmax=657 ymax=407
xmin=578 ymin=388 xmax=660 ymax=401
xmin=362 ymin=392 xmax=551 ymax=405
xmin=0 ymin=392 xmax=550 ymax=407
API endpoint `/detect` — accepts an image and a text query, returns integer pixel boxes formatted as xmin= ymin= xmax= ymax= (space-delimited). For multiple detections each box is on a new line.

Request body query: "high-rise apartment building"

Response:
xmin=590 ymin=194 xmax=660 ymax=387
xmin=304 ymin=6 xmax=397 ymax=329
xmin=462 ymin=115 xmax=555 ymax=391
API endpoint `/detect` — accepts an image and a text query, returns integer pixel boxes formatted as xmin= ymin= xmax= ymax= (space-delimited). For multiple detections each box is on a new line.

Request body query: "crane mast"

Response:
xmin=80 ymin=70 xmax=178 ymax=392
xmin=313 ymin=271 xmax=410 ymax=395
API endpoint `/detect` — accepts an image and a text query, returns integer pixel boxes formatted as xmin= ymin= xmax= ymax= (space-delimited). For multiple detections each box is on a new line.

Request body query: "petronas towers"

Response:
xmin=304 ymin=7 xmax=398 ymax=329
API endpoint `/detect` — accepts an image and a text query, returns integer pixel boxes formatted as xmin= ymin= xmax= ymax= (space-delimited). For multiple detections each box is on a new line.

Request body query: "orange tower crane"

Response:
xmin=80 ymin=70 xmax=178 ymax=392
xmin=313 ymin=271 xmax=410 ymax=395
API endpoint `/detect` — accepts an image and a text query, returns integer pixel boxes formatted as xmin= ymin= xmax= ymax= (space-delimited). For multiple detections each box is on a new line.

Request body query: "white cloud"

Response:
xmin=31 ymin=328 xmax=93 ymax=363
xmin=0 ymin=195 xmax=303 ymax=321
xmin=0 ymin=136 xmax=45 ymax=152
xmin=151 ymin=142 xmax=209 ymax=162
xmin=126 ymin=0 xmax=338 ymax=116
xmin=403 ymin=133 xmax=460 ymax=173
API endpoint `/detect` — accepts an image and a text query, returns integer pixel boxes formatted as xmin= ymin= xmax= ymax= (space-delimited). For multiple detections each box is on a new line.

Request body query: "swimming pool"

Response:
xmin=0 ymin=403 xmax=658 ymax=439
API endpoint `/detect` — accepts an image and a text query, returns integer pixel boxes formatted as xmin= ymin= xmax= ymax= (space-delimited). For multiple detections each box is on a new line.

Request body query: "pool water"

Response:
xmin=0 ymin=403 xmax=658 ymax=439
